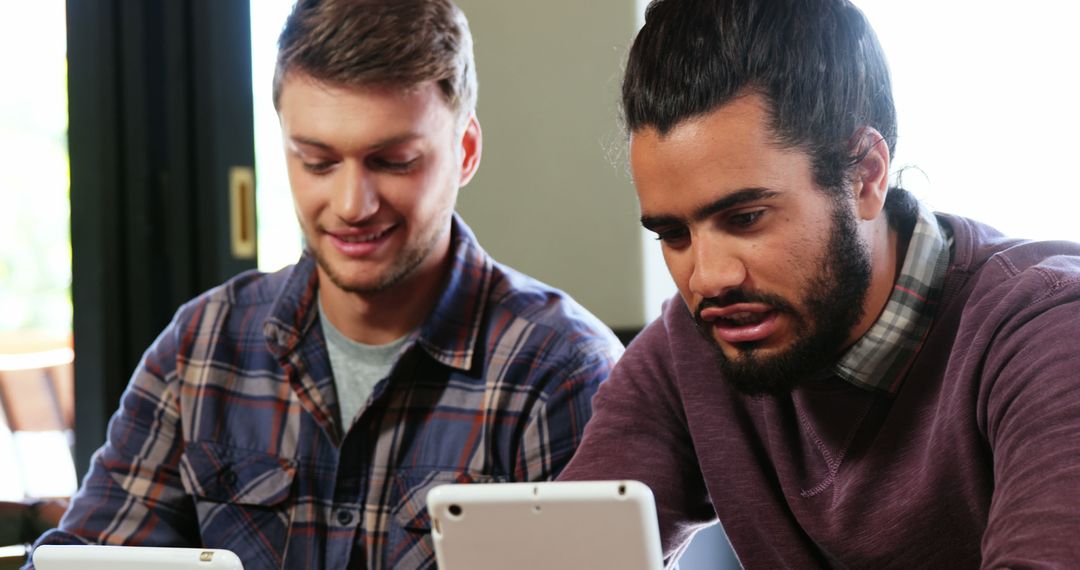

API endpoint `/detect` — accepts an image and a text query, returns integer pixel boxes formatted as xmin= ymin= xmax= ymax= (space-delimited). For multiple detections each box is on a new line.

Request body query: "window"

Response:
xmin=0 ymin=0 xmax=77 ymax=501
xmin=0 ymin=2 xmax=71 ymax=343
xmin=252 ymin=0 xmax=304 ymax=273
xmin=859 ymin=0 xmax=1080 ymax=241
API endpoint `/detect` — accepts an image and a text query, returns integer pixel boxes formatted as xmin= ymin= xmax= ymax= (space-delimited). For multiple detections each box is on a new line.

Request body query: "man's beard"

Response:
xmin=694 ymin=201 xmax=872 ymax=396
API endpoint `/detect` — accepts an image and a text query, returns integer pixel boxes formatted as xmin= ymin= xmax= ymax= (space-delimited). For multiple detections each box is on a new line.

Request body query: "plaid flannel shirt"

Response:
xmin=29 ymin=214 xmax=623 ymax=569
xmin=834 ymin=202 xmax=951 ymax=393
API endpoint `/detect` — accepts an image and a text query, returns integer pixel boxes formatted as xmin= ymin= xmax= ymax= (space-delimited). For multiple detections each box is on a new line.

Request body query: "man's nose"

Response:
xmin=334 ymin=166 xmax=380 ymax=223
xmin=688 ymin=236 xmax=747 ymax=300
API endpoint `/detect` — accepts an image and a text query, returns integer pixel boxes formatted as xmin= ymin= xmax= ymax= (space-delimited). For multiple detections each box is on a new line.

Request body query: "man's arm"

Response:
xmin=512 ymin=343 xmax=618 ymax=482
xmin=27 ymin=312 xmax=199 ymax=558
xmin=558 ymin=320 xmax=717 ymax=567
xmin=979 ymin=296 xmax=1080 ymax=568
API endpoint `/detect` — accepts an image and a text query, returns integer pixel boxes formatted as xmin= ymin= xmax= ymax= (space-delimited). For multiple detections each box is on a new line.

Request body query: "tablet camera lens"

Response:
xmin=448 ymin=504 xmax=463 ymax=517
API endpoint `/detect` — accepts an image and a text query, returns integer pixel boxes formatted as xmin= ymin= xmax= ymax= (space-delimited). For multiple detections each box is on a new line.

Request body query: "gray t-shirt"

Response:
xmin=318 ymin=297 xmax=411 ymax=428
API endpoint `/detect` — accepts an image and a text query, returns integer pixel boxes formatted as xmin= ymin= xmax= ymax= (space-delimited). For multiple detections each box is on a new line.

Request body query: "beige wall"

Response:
xmin=453 ymin=1 xmax=646 ymax=329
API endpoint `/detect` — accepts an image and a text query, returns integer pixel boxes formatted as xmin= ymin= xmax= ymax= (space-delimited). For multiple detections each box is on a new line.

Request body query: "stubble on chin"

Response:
xmin=310 ymin=221 xmax=450 ymax=296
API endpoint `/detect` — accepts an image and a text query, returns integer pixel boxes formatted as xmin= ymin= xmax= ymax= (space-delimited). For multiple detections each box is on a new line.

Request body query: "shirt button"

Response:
xmin=336 ymin=509 xmax=354 ymax=526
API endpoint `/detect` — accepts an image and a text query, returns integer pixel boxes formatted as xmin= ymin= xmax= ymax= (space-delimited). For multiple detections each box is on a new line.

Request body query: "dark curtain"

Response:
xmin=66 ymin=0 xmax=257 ymax=478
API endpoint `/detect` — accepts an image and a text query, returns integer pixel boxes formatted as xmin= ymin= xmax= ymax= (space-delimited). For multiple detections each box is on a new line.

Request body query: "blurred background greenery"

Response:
xmin=0 ymin=1 xmax=71 ymax=343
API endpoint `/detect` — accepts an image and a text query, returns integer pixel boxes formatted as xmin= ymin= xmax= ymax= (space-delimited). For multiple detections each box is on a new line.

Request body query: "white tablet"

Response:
xmin=32 ymin=545 xmax=244 ymax=570
xmin=427 ymin=480 xmax=663 ymax=570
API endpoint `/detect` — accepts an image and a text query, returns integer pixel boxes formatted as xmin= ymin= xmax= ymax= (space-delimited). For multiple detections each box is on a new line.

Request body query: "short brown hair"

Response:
xmin=272 ymin=0 xmax=477 ymax=122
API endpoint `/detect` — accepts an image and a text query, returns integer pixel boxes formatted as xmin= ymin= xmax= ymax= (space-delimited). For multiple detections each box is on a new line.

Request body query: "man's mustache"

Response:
xmin=693 ymin=290 xmax=797 ymax=328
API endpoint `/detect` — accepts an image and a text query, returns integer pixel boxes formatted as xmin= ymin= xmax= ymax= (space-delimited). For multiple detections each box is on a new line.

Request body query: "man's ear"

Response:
xmin=849 ymin=126 xmax=890 ymax=221
xmin=458 ymin=114 xmax=482 ymax=187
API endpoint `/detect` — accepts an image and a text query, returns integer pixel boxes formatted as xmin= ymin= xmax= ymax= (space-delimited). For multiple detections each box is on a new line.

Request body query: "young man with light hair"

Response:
xmin=29 ymin=1 xmax=622 ymax=567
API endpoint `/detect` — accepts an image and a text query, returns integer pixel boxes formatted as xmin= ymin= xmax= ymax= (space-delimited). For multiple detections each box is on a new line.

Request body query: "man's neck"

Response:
xmin=848 ymin=217 xmax=906 ymax=348
xmin=317 ymin=248 xmax=452 ymax=346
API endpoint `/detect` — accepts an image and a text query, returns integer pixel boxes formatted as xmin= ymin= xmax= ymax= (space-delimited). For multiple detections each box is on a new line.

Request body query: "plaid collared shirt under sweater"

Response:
xmin=29 ymin=214 xmax=623 ymax=569
xmin=834 ymin=202 xmax=952 ymax=393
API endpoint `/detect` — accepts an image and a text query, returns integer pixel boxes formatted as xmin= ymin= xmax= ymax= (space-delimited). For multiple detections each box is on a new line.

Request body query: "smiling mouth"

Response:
xmin=332 ymin=226 xmax=395 ymax=243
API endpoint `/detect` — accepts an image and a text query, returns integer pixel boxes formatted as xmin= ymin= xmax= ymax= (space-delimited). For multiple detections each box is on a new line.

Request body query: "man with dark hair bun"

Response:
xmin=26 ymin=1 xmax=622 ymax=568
xmin=560 ymin=0 xmax=1080 ymax=567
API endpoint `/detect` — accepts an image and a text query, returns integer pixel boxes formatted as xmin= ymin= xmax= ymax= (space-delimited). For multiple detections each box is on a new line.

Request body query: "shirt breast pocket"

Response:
xmin=179 ymin=441 xmax=296 ymax=568
xmin=387 ymin=469 xmax=504 ymax=569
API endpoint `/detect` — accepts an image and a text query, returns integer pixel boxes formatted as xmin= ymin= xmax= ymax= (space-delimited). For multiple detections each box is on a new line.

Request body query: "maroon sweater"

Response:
xmin=561 ymin=214 xmax=1080 ymax=569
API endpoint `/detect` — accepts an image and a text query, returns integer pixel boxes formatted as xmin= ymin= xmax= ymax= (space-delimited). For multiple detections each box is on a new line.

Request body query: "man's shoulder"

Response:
xmin=942 ymin=213 xmax=1080 ymax=304
xmin=936 ymin=215 xmax=1080 ymax=360
xmin=481 ymin=261 xmax=623 ymax=363
xmin=169 ymin=263 xmax=301 ymax=341
xmin=195 ymin=264 xmax=294 ymax=308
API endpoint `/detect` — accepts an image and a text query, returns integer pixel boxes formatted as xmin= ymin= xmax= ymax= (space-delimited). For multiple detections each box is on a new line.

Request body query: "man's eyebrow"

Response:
xmin=640 ymin=213 xmax=682 ymax=232
xmin=290 ymin=136 xmax=332 ymax=150
xmin=640 ymin=188 xmax=780 ymax=231
xmin=694 ymin=188 xmax=779 ymax=220
xmin=289 ymin=132 xmax=421 ymax=152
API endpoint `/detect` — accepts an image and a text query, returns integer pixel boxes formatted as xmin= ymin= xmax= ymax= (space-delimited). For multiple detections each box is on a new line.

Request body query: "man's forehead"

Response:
xmin=631 ymin=97 xmax=820 ymax=225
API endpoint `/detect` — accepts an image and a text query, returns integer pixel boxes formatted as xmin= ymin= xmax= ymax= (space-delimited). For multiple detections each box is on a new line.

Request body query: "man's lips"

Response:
xmin=699 ymin=303 xmax=780 ymax=344
xmin=328 ymin=225 xmax=395 ymax=242
xmin=325 ymin=224 xmax=397 ymax=256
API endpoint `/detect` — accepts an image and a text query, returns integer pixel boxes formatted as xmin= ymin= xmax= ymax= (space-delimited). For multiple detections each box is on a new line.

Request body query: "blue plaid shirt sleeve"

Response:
xmin=28 ymin=300 xmax=203 ymax=554
xmin=514 ymin=346 xmax=617 ymax=481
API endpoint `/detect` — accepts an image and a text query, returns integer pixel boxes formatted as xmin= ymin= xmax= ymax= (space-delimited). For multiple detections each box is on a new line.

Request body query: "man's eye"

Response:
xmin=654 ymin=227 xmax=690 ymax=246
xmin=372 ymin=157 xmax=419 ymax=173
xmin=728 ymin=210 xmax=764 ymax=228
xmin=302 ymin=160 xmax=336 ymax=174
